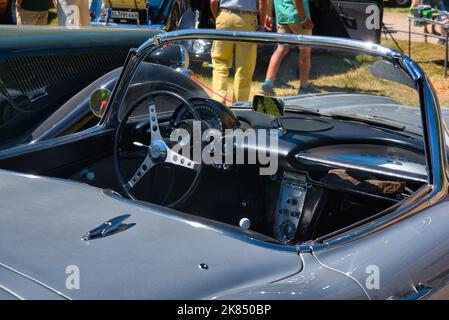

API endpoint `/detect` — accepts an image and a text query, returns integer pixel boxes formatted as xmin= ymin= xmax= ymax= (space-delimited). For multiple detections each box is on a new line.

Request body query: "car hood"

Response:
xmin=0 ymin=170 xmax=300 ymax=299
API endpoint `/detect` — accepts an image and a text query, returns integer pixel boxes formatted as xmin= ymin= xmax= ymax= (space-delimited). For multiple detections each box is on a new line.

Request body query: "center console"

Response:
xmin=273 ymin=172 xmax=309 ymax=243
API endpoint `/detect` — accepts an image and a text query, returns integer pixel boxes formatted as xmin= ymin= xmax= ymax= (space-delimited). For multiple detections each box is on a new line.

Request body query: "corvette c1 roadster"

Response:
xmin=0 ymin=30 xmax=448 ymax=300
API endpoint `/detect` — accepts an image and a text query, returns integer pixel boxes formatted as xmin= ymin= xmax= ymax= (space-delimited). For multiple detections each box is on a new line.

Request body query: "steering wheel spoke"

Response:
xmin=166 ymin=148 xmax=199 ymax=171
xmin=127 ymin=155 xmax=155 ymax=189
xmin=148 ymin=99 xmax=162 ymax=140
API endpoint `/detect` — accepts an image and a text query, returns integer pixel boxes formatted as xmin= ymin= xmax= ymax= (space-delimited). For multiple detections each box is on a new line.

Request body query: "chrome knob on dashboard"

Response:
xmin=239 ymin=218 xmax=251 ymax=230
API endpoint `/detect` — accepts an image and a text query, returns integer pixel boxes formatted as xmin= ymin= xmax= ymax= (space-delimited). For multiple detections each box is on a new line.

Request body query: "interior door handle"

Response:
xmin=388 ymin=285 xmax=432 ymax=300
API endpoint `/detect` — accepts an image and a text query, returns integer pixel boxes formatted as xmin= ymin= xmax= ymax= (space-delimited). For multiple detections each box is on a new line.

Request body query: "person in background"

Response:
xmin=262 ymin=0 xmax=315 ymax=95
xmin=410 ymin=0 xmax=441 ymax=37
xmin=437 ymin=0 xmax=449 ymax=44
xmin=210 ymin=0 xmax=267 ymax=104
xmin=54 ymin=0 xmax=90 ymax=27
xmin=16 ymin=0 xmax=51 ymax=25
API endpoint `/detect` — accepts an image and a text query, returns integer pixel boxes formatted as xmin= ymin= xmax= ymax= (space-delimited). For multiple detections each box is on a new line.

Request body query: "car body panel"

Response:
xmin=213 ymin=252 xmax=369 ymax=299
xmin=314 ymin=198 xmax=449 ymax=299
xmin=0 ymin=170 xmax=302 ymax=299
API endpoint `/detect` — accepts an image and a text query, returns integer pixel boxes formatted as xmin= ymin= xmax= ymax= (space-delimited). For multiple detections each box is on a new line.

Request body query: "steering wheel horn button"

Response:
xmin=149 ymin=140 xmax=167 ymax=162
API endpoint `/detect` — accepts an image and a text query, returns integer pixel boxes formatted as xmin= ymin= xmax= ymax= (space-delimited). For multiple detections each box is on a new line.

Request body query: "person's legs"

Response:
xmin=211 ymin=41 xmax=234 ymax=103
xmin=287 ymin=24 xmax=316 ymax=93
xmin=75 ymin=0 xmax=91 ymax=26
xmin=261 ymin=24 xmax=291 ymax=95
xmin=230 ymin=12 xmax=257 ymax=102
xmin=211 ymin=11 xmax=235 ymax=103
xmin=299 ymin=47 xmax=311 ymax=86
xmin=56 ymin=0 xmax=83 ymax=27
xmin=265 ymin=46 xmax=290 ymax=83
xmin=36 ymin=11 xmax=49 ymax=25
xmin=16 ymin=9 xmax=45 ymax=25
xmin=235 ymin=41 xmax=257 ymax=102
xmin=261 ymin=46 xmax=289 ymax=95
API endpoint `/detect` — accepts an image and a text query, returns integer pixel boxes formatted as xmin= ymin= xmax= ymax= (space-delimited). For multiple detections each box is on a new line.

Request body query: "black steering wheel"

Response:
xmin=114 ymin=90 xmax=204 ymax=209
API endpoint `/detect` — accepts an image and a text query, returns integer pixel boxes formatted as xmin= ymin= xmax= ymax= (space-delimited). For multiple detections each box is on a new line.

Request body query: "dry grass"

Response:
xmin=386 ymin=39 xmax=449 ymax=107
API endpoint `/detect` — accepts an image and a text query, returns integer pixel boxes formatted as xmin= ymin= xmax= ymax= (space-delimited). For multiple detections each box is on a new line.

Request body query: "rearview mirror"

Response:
xmin=148 ymin=44 xmax=190 ymax=69
xmin=89 ymin=88 xmax=112 ymax=118
xmin=253 ymin=95 xmax=285 ymax=116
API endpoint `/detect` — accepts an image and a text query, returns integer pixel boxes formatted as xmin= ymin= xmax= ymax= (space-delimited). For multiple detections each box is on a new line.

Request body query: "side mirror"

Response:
xmin=89 ymin=88 xmax=112 ymax=118
xmin=148 ymin=44 xmax=190 ymax=69
xmin=253 ymin=95 xmax=285 ymax=116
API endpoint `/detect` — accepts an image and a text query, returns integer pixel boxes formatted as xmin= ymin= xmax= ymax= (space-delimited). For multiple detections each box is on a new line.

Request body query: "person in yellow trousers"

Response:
xmin=210 ymin=0 xmax=267 ymax=104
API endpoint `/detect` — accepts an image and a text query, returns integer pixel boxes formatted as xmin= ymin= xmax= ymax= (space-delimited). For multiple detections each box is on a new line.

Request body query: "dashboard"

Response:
xmin=165 ymin=98 xmax=427 ymax=243
xmin=168 ymin=98 xmax=426 ymax=184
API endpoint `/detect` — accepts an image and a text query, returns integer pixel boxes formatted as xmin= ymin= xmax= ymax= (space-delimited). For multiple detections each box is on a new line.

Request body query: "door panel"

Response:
xmin=311 ymin=0 xmax=383 ymax=43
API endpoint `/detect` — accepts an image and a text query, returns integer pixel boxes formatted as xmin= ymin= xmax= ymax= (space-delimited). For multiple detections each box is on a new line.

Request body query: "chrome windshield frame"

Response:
xmin=104 ymin=29 xmax=448 ymax=252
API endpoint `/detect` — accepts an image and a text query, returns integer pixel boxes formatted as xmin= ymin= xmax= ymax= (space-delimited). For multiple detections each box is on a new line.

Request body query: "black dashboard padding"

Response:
xmin=274 ymin=116 xmax=334 ymax=132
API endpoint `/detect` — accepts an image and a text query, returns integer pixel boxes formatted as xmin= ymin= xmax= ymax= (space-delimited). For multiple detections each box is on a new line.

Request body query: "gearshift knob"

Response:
xmin=239 ymin=218 xmax=251 ymax=230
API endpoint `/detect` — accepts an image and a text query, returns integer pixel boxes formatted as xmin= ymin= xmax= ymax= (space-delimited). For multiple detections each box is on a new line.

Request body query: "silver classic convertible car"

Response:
xmin=0 ymin=29 xmax=448 ymax=300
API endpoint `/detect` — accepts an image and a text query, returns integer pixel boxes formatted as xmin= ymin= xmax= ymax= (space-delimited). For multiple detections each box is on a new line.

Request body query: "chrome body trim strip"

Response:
xmin=0 ymin=262 xmax=71 ymax=300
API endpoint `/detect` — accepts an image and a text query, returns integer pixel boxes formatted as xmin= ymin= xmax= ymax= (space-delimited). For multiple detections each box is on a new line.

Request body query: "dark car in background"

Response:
xmin=90 ymin=0 xmax=191 ymax=30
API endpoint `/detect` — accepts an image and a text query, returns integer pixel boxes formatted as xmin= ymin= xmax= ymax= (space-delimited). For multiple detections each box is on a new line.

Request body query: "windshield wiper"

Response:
xmin=329 ymin=112 xmax=406 ymax=131
xmin=284 ymin=104 xmax=321 ymax=116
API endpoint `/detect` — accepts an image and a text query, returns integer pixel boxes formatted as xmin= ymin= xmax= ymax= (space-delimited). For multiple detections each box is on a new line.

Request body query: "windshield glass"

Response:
xmin=122 ymin=37 xmax=421 ymax=134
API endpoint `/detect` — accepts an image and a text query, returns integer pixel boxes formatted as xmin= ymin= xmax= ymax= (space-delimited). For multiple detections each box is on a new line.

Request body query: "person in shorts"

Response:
xmin=16 ymin=0 xmax=51 ymax=25
xmin=262 ymin=0 xmax=315 ymax=95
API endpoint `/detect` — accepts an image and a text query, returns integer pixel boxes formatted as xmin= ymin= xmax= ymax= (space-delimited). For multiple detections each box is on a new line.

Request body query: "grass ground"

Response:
xmin=383 ymin=39 xmax=449 ymax=106
xmin=195 ymin=39 xmax=449 ymax=108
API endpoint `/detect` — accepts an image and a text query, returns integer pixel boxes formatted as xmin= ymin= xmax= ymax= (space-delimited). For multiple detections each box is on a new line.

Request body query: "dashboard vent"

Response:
xmin=6 ymin=49 xmax=128 ymax=95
